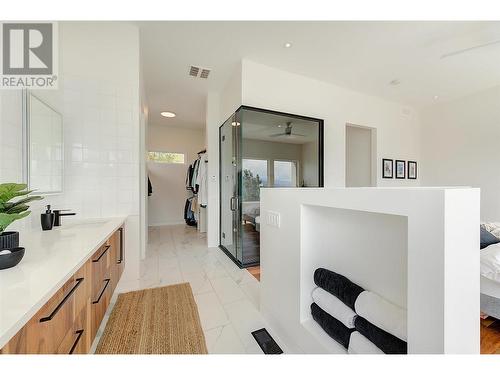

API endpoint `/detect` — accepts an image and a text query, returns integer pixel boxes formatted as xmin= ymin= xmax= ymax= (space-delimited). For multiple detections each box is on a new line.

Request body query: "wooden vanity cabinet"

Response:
xmin=110 ymin=227 xmax=124 ymax=291
xmin=0 ymin=226 xmax=124 ymax=354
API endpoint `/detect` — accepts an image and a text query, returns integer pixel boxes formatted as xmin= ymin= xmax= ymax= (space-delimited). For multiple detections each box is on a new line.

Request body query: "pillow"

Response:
xmin=481 ymin=226 xmax=500 ymax=249
xmin=482 ymin=222 xmax=500 ymax=238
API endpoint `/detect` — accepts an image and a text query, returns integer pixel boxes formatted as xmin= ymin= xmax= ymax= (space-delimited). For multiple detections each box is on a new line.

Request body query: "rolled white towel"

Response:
xmin=311 ymin=287 xmax=356 ymax=329
xmin=348 ymin=331 xmax=384 ymax=354
xmin=354 ymin=290 xmax=407 ymax=341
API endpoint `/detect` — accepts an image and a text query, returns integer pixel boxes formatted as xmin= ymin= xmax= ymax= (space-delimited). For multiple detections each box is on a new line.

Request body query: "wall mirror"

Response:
xmin=23 ymin=91 xmax=63 ymax=194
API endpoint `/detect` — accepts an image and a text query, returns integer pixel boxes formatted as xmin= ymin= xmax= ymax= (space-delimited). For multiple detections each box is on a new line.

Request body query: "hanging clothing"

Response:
xmin=192 ymin=158 xmax=201 ymax=193
xmin=148 ymin=177 xmax=153 ymax=196
xmin=184 ymin=197 xmax=197 ymax=226
xmin=186 ymin=164 xmax=194 ymax=190
xmin=183 ymin=151 xmax=208 ymax=227
xmin=198 ymin=153 xmax=208 ymax=207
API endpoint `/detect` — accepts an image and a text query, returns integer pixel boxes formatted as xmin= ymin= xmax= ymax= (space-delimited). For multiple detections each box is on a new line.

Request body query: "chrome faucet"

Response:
xmin=53 ymin=210 xmax=76 ymax=226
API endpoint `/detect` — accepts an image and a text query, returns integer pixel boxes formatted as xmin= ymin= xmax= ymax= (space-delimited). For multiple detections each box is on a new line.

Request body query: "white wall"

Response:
xmin=301 ymin=141 xmax=319 ymax=187
xmin=205 ymin=65 xmax=242 ymax=246
xmin=147 ymin=125 xmax=205 ymax=226
xmin=421 ymin=85 xmax=500 ymax=222
xmin=242 ymin=60 xmax=421 ymax=188
xmin=346 ymin=125 xmax=373 ymax=187
xmin=260 ymin=187 xmax=479 ymax=354
xmin=206 ymin=59 xmax=422 ymax=247
xmin=0 ymin=22 xmax=142 ymax=282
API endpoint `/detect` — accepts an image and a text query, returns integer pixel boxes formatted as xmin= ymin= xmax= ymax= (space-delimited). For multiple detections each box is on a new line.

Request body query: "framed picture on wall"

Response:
xmin=396 ymin=160 xmax=405 ymax=179
xmin=408 ymin=161 xmax=417 ymax=179
xmin=382 ymin=158 xmax=393 ymax=178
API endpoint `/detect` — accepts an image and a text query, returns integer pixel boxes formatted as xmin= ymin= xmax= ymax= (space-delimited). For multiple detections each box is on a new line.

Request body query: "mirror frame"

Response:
xmin=22 ymin=89 xmax=64 ymax=195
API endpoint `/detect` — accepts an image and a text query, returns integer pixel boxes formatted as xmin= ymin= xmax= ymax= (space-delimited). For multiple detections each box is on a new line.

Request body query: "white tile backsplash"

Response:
xmin=0 ymin=24 xmax=141 ymax=235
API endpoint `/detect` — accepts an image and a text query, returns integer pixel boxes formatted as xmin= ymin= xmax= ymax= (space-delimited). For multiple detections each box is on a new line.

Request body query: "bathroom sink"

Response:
xmin=58 ymin=219 xmax=110 ymax=230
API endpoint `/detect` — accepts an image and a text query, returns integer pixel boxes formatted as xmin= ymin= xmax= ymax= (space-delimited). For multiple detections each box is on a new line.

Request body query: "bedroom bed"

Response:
xmin=480 ymin=223 xmax=500 ymax=319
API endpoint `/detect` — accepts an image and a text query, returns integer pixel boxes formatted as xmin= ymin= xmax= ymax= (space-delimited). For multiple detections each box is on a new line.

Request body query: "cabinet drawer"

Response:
xmin=28 ymin=276 xmax=83 ymax=353
xmin=91 ymin=242 xmax=111 ymax=296
xmin=109 ymin=228 xmax=124 ymax=291
xmin=57 ymin=307 xmax=88 ymax=354
xmin=90 ymin=277 xmax=112 ymax=340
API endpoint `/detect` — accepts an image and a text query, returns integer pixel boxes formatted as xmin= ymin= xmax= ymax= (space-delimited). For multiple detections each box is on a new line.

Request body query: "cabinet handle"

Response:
xmin=117 ymin=227 xmax=123 ymax=264
xmin=39 ymin=278 xmax=84 ymax=323
xmin=92 ymin=245 xmax=110 ymax=263
xmin=92 ymin=278 xmax=111 ymax=304
xmin=69 ymin=330 xmax=84 ymax=354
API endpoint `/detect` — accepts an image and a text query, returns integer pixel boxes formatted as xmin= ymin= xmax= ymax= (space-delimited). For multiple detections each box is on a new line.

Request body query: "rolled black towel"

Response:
xmin=314 ymin=268 xmax=364 ymax=310
xmin=311 ymin=303 xmax=355 ymax=349
xmin=354 ymin=316 xmax=407 ymax=354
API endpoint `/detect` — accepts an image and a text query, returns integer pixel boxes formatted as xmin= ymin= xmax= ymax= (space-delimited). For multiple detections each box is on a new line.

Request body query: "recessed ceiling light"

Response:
xmin=434 ymin=95 xmax=439 ymax=100
xmin=161 ymin=111 xmax=176 ymax=118
xmin=389 ymin=79 xmax=400 ymax=86
xmin=284 ymin=42 xmax=292 ymax=48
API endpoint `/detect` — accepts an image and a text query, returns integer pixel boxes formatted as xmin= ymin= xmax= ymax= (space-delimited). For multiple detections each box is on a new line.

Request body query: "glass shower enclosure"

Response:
xmin=219 ymin=106 xmax=323 ymax=268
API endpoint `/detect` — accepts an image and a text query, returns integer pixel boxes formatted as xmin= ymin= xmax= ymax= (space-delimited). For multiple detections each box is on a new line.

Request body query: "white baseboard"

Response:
xmin=148 ymin=220 xmax=186 ymax=227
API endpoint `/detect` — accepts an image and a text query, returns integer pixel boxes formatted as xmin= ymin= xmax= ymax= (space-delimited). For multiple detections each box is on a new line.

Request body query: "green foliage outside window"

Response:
xmin=148 ymin=152 xmax=185 ymax=164
xmin=242 ymin=169 xmax=262 ymax=201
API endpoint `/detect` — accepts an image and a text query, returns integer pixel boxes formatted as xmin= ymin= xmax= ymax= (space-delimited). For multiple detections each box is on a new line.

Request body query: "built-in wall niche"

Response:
xmin=299 ymin=204 xmax=408 ymax=337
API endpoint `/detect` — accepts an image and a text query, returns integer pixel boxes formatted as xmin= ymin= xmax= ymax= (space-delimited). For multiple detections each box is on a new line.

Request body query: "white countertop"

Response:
xmin=0 ymin=217 xmax=126 ymax=348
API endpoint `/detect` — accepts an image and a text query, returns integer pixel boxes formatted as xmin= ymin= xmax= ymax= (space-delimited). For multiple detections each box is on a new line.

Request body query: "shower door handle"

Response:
xmin=230 ymin=196 xmax=237 ymax=211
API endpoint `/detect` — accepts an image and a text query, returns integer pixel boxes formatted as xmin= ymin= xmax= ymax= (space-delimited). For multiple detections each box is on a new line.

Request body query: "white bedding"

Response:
xmin=481 ymin=242 xmax=500 ymax=283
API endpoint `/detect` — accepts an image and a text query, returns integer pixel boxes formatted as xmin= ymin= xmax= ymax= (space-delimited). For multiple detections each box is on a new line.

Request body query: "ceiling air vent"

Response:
xmin=200 ymin=69 xmax=211 ymax=79
xmin=189 ymin=66 xmax=211 ymax=79
xmin=189 ymin=66 xmax=200 ymax=77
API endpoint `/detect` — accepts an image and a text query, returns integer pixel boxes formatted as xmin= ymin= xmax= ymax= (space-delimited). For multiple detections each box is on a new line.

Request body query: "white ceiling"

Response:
xmin=139 ymin=21 xmax=500 ymax=130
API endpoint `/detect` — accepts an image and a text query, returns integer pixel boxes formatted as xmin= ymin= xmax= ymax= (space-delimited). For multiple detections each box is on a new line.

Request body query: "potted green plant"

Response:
xmin=0 ymin=183 xmax=43 ymax=250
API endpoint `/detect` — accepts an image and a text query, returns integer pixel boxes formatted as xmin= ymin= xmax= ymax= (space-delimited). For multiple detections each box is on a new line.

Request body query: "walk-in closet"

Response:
xmin=185 ymin=149 xmax=208 ymax=232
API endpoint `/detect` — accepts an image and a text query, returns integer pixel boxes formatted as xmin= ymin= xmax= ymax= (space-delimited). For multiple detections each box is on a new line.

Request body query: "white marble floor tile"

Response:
xmin=182 ymin=271 xmax=213 ymax=295
xmin=204 ymin=324 xmax=246 ymax=354
xmin=240 ymin=281 xmax=260 ymax=309
xmin=194 ymin=291 xmax=230 ymax=330
xmin=158 ymin=265 xmax=183 ymax=286
xmin=245 ymin=339 xmax=264 ymax=354
xmin=211 ymin=276 xmax=246 ymax=305
xmin=95 ymin=224 xmax=286 ymax=354
xmin=223 ymin=299 xmax=267 ymax=348
xmin=178 ymin=256 xmax=204 ymax=275
xmin=202 ymin=261 xmax=229 ymax=280
xmin=228 ymin=268 xmax=259 ymax=285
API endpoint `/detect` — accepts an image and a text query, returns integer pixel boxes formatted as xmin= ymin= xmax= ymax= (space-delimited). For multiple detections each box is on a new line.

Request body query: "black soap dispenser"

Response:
xmin=41 ymin=205 xmax=55 ymax=231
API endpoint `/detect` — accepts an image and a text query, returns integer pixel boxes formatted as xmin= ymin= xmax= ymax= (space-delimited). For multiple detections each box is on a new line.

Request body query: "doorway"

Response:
xmin=345 ymin=124 xmax=376 ymax=187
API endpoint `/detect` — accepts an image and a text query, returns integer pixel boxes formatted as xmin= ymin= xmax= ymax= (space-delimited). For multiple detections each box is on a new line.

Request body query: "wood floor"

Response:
xmin=247 ymin=266 xmax=260 ymax=281
xmin=481 ymin=317 xmax=500 ymax=354
xmin=242 ymin=223 xmax=260 ymax=265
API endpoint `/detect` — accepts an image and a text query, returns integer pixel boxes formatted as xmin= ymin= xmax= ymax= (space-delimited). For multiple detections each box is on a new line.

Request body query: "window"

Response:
xmin=274 ymin=160 xmax=298 ymax=187
xmin=148 ymin=151 xmax=185 ymax=164
xmin=242 ymin=158 xmax=268 ymax=201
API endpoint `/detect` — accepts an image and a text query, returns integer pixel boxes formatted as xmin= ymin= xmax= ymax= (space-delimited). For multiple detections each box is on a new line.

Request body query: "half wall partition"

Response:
xmin=219 ymin=106 xmax=324 ymax=268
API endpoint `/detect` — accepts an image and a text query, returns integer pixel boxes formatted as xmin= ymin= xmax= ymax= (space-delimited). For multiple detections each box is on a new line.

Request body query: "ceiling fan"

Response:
xmin=269 ymin=122 xmax=305 ymax=138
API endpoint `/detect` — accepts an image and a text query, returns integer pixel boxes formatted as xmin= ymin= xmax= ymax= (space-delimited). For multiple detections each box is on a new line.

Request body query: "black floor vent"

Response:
xmin=251 ymin=328 xmax=283 ymax=354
